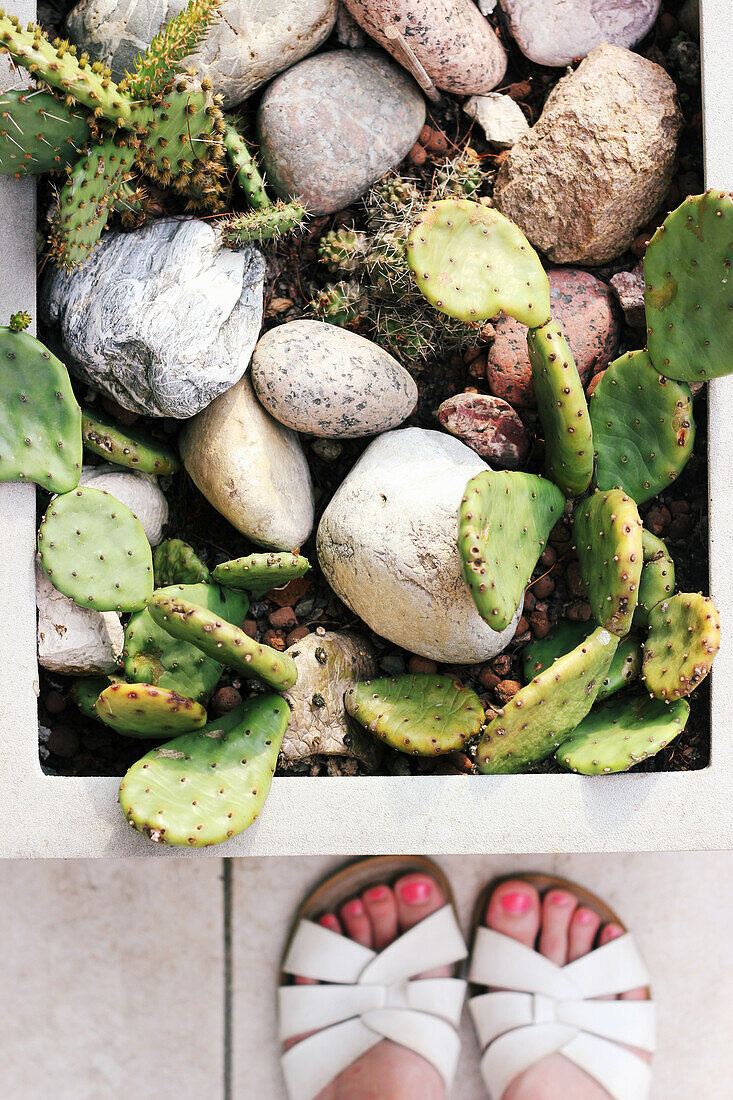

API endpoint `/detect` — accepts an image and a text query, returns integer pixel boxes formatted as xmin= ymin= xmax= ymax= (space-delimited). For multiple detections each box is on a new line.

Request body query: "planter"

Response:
xmin=0 ymin=0 xmax=730 ymax=857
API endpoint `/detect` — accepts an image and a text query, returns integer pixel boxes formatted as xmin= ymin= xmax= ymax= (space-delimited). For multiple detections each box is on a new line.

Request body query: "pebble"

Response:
xmin=463 ymin=93 xmax=530 ymax=148
xmin=44 ymin=690 xmax=67 ymax=715
xmin=565 ymin=601 xmax=592 ymax=623
xmin=79 ymin=464 xmax=168 ymax=547
xmin=262 ymin=629 xmax=285 ymax=650
xmin=436 ymin=392 xmax=530 ymax=468
xmin=495 ymin=679 xmax=522 ymax=703
xmin=478 ymin=666 xmax=501 ymax=690
xmin=529 ymin=610 xmax=551 ymax=636
xmin=243 ymin=619 xmax=258 ymax=639
xmin=532 ymin=576 xmax=555 ymax=598
xmin=498 ymin=0 xmax=660 ymax=67
xmin=586 ymin=371 xmax=606 ymax=398
xmin=46 ymin=725 xmax=80 ymax=759
xmin=408 ymin=656 xmax=438 ymax=674
xmin=286 ymin=626 xmax=310 ymax=647
xmin=210 ymin=686 xmax=243 ymax=716
xmin=268 ymin=606 xmax=298 ymax=631
xmin=380 ymin=653 xmax=406 ymax=676
xmin=610 ymin=263 xmax=647 ymax=328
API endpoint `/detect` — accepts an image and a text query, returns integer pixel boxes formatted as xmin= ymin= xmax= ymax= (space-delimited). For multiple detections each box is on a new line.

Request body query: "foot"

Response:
xmin=484 ymin=880 xmax=651 ymax=1100
xmin=287 ymin=871 xmax=449 ymax=1100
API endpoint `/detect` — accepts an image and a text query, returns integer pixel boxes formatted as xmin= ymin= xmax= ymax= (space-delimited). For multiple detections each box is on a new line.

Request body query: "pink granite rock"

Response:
xmin=436 ymin=392 xmax=530 ymax=468
xmin=498 ymin=0 xmax=660 ymax=68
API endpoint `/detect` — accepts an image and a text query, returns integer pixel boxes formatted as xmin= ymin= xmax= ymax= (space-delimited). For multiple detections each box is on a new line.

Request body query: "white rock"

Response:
xmin=180 ymin=373 xmax=314 ymax=551
xmin=464 ymin=93 xmax=530 ymax=148
xmin=499 ymin=0 xmax=660 ymax=67
xmin=36 ymin=559 xmax=124 ymax=676
xmin=317 ymin=428 xmax=521 ymax=663
xmin=79 ymin=464 xmax=168 ymax=546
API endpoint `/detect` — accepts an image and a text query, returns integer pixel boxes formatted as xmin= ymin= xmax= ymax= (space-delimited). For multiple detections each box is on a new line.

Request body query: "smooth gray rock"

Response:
xmin=251 ymin=321 xmax=417 ymax=438
xmin=317 ymin=428 xmax=521 ymax=663
xmin=463 ymin=92 xmax=530 ymax=148
xmin=499 ymin=0 xmax=660 ymax=67
xmin=78 ymin=464 xmax=168 ymax=546
xmin=41 ymin=220 xmax=264 ymax=419
xmin=257 ymin=50 xmax=426 ymax=215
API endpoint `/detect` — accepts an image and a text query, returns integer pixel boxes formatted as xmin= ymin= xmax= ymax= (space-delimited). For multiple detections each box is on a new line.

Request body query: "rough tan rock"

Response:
xmin=493 ymin=45 xmax=682 ymax=265
xmin=36 ymin=559 xmax=124 ymax=675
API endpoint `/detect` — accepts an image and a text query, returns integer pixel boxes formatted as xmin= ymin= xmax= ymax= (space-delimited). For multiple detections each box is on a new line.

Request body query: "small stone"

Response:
xmin=463 ymin=93 xmax=530 ymax=149
xmin=100 ymin=396 xmax=138 ymax=426
xmin=565 ymin=560 xmax=587 ymax=599
xmin=36 ymin=558 xmax=124 ymax=676
xmin=529 ymin=610 xmax=552 ymax=636
xmin=407 ymin=143 xmax=428 ymax=167
xmin=491 ymin=654 xmax=512 ymax=678
xmin=286 ymin=626 xmax=310 ymax=647
xmin=44 ymin=690 xmax=67 ymax=715
xmin=210 ymin=686 xmax=243 ymax=716
xmin=645 ymin=504 xmax=672 ymax=537
xmin=380 ymin=652 xmax=406 ymax=676
xmin=243 ymin=619 xmax=258 ymax=639
xmin=495 ymin=679 xmax=522 ymax=703
xmin=408 ymin=655 xmax=438 ymax=674
xmin=436 ymin=392 xmax=530 ymax=469
xmin=631 ymin=232 xmax=653 ymax=259
xmin=268 ymin=606 xmax=298 ymax=631
xmin=420 ymin=126 xmax=451 ymax=155
xmin=586 ymin=371 xmax=606 ymax=398
xmin=498 ymin=0 xmax=660 ymax=67
xmin=478 ymin=666 xmax=501 ymax=690
xmin=515 ymin=616 xmax=530 ymax=637
xmin=565 ymin=601 xmax=592 ymax=623
xmin=47 ymin=725 xmax=80 ymax=759
xmin=311 ymin=438 xmax=344 ymax=462
xmin=532 ymin=576 xmax=555 ymax=598
xmin=678 ymin=0 xmax=699 ymax=39
xmin=610 ymin=263 xmax=647 ymax=328
xmin=539 ymin=545 xmax=557 ymax=569
xmin=262 ymin=629 xmax=285 ymax=650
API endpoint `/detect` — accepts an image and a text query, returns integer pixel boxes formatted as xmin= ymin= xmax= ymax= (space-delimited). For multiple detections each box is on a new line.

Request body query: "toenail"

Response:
xmin=343 ymin=898 xmax=364 ymax=917
xmin=577 ymin=908 xmax=596 ymax=925
xmin=605 ymin=925 xmax=623 ymax=940
xmin=319 ymin=914 xmax=339 ymax=930
xmin=398 ymin=878 xmax=432 ymax=905
xmin=364 ymin=885 xmax=389 ymax=902
xmin=499 ymin=890 xmax=532 ymax=915
xmin=549 ymin=892 xmax=572 ymax=907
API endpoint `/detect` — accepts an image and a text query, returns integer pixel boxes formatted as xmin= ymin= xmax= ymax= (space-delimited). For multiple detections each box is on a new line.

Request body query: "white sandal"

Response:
xmin=468 ymin=874 xmax=656 ymax=1100
xmin=279 ymin=856 xmax=468 ymax=1100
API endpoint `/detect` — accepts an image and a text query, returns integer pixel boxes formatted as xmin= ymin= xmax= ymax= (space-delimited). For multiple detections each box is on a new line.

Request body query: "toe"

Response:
xmin=363 ymin=884 xmax=398 ymax=952
xmin=538 ymin=888 xmax=577 ymax=966
xmin=599 ymin=923 xmax=648 ymax=1000
xmin=485 ymin=880 xmax=541 ymax=948
xmin=394 ymin=872 xmax=448 ymax=978
xmin=568 ymin=906 xmax=601 ymax=962
xmin=340 ymin=896 xmax=374 ymax=949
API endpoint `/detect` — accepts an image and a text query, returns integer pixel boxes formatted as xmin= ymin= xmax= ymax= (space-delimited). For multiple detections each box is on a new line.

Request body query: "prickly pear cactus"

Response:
xmin=527 ymin=319 xmax=593 ymax=497
xmin=477 ymin=627 xmax=619 ymax=774
xmin=122 ymin=0 xmax=220 ymax=99
xmin=344 ymin=675 xmax=484 ymax=756
xmin=81 ymin=409 xmax=180 ymax=474
xmin=97 ymin=681 xmax=207 ymax=737
xmin=219 ymin=202 xmax=306 ymax=246
xmin=556 ymin=694 xmax=689 ymax=774
xmin=635 ymin=531 xmax=675 ymax=628
xmin=590 ymin=350 xmax=695 ymax=504
xmin=318 ymin=228 xmax=368 ymax=273
xmin=406 ymin=199 xmax=551 ymax=327
xmin=38 ymin=486 xmax=154 ymax=612
xmin=0 ymin=89 xmax=90 ymax=176
xmin=213 ymin=553 xmax=311 ymax=598
xmin=0 ymin=315 xmax=82 ymax=493
xmin=642 ymin=592 xmax=720 ymax=701
xmin=70 ymin=675 xmax=121 ymax=722
xmin=522 ymin=620 xmax=641 ymax=701
xmin=153 ymin=539 xmax=211 ymax=586
xmin=119 ymin=694 xmax=289 ymax=846
xmin=574 ymin=490 xmax=643 ymax=636
xmin=458 ymin=470 xmax=564 ymax=631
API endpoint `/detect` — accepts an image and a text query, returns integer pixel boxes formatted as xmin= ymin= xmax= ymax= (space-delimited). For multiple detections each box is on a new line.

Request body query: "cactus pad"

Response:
xmin=635 ymin=531 xmax=675 ymax=627
xmin=0 ymin=89 xmax=90 ymax=177
xmin=344 ymin=674 xmax=484 ymax=756
xmin=642 ymin=592 xmax=720 ymax=701
xmin=81 ymin=408 xmax=180 ymax=474
xmin=522 ymin=620 xmax=641 ymax=701
xmin=69 ymin=675 xmax=120 ymax=722
xmin=38 ymin=486 xmax=153 ymax=612
xmin=123 ymin=0 xmax=221 ymax=100
xmin=458 ymin=470 xmax=565 ymax=630
xmin=406 ymin=199 xmax=551 ymax=327
xmin=153 ymin=539 xmax=211 ymax=586
xmin=97 ymin=681 xmax=207 ymax=737
xmin=556 ymin=694 xmax=689 ymax=774
xmin=574 ymin=490 xmax=643 ymax=636
xmin=219 ymin=202 xmax=306 ymax=246
xmin=212 ymin=553 xmax=311 ymax=598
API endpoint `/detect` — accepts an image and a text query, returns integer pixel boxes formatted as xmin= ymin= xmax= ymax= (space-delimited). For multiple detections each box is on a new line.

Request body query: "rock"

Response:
xmin=335 ymin=3 xmax=368 ymax=46
xmin=78 ymin=464 xmax=168 ymax=546
xmin=36 ymin=558 xmax=124 ymax=675
xmin=179 ymin=373 xmax=314 ymax=551
xmin=251 ymin=320 xmax=417 ymax=438
xmin=317 ymin=428 xmax=522 ymax=663
xmin=41 ymin=219 xmax=264 ymax=419
xmin=610 ymin=263 xmax=647 ymax=329
xmin=498 ymin=0 xmax=660 ymax=67
xmin=66 ymin=0 xmax=337 ymax=108
xmin=342 ymin=0 xmax=506 ymax=94
xmin=463 ymin=93 xmax=529 ymax=148
xmin=493 ymin=45 xmax=682 ymax=265
xmin=257 ymin=50 xmax=426 ymax=215
xmin=486 ymin=268 xmax=621 ymax=408
xmin=436 ymin=393 xmax=530 ymax=468
xmin=679 ymin=0 xmax=699 ymax=39
xmin=282 ymin=631 xmax=378 ymax=761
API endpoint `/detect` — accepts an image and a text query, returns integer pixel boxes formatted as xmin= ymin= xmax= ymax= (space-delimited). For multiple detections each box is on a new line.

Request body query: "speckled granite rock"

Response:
xmin=180 ymin=373 xmax=314 ymax=551
xmin=436 ymin=393 xmax=530 ymax=468
xmin=493 ymin=45 xmax=682 ymax=265
xmin=610 ymin=263 xmax=647 ymax=329
xmin=463 ymin=92 xmax=529 ymax=148
xmin=41 ymin=220 xmax=264 ymax=419
xmin=342 ymin=0 xmax=506 ymax=94
xmin=78 ymin=464 xmax=168 ymax=546
xmin=317 ymin=428 xmax=521 ymax=663
xmin=37 ymin=558 xmax=124 ymax=675
xmin=498 ymin=0 xmax=660 ymax=67
xmin=66 ymin=0 xmax=337 ymax=108
xmin=251 ymin=321 xmax=417 ymax=438
xmin=282 ymin=631 xmax=378 ymax=761
xmin=257 ymin=50 xmax=425 ymax=215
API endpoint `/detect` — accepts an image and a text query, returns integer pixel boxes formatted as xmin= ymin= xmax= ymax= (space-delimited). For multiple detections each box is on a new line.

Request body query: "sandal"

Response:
xmin=279 ymin=855 xmax=468 ymax=1100
xmin=468 ymin=874 xmax=656 ymax=1100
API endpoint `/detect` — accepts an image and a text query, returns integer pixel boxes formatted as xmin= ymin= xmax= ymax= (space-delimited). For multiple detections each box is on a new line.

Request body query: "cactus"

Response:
xmin=0 ymin=88 xmax=91 ymax=176
xmin=81 ymin=408 xmax=180 ymax=474
xmin=148 ymin=591 xmax=298 ymax=690
xmin=118 ymin=694 xmax=289 ymax=846
xmin=574 ymin=490 xmax=643 ymax=636
xmin=642 ymin=592 xmax=720 ymax=701
xmin=527 ymin=319 xmax=593 ymax=498
xmin=310 ymin=280 xmax=366 ymax=327
xmin=344 ymin=674 xmax=484 ymax=756
xmin=212 ymin=552 xmax=310 ymax=598
xmin=97 ymin=680 xmax=207 ymax=737
xmin=522 ymin=620 xmax=641 ymax=701
xmin=406 ymin=198 xmax=550 ymax=327
xmin=318 ymin=228 xmax=368 ymax=273
xmin=635 ymin=531 xmax=675 ymax=628
xmin=458 ymin=470 xmax=565 ymax=631
xmin=477 ymin=626 xmax=619 ymax=774
xmin=556 ymin=694 xmax=689 ymax=774
xmin=38 ymin=486 xmax=154 ymax=612
xmin=153 ymin=539 xmax=211 ymax=586
xmin=590 ymin=350 xmax=695 ymax=504
xmin=645 ymin=192 xmax=733 ymax=381
xmin=122 ymin=0 xmax=220 ymax=99
xmin=69 ymin=675 xmax=120 ymax=722
xmin=219 ymin=202 xmax=306 ymax=246
xmin=0 ymin=314 xmax=82 ymax=493
xmin=371 ymin=174 xmax=421 ymax=213
xmin=433 ymin=147 xmax=486 ymax=199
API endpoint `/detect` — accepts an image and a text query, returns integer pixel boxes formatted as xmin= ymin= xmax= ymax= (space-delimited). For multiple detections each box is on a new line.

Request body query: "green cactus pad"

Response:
xmin=219 ymin=202 xmax=306 ymax=246
xmin=406 ymin=199 xmax=550 ymax=326
xmin=223 ymin=120 xmax=271 ymax=209
xmin=212 ymin=552 xmax=311 ymax=598
xmin=69 ymin=675 xmax=121 ymax=722
xmin=477 ymin=626 xmax=619 ymax=774
xmin=0 ymin=320 xmax=82 ymax=492
xmin=81 ymin=408 xmax=180 ymax=474
xmin=124 ymin=582 xmax=249 ymax=703
xmin=38 ymin=486 xmax=153 ymax=612
xmin=148 ymin=592 xmax=298 ymax=691
xmin=522 ymin=620 xmax=641 ymax=701
xmin=0 ymin=89 xmax=90 ymax=176
xmin=119 ymin=694 xmax=289 ymax=846
xmin=153 ymin=539 xmax=211 ymax=586
xmin=574 ymin=490 xmax=643 ymax=636
xmin=645 ymin=191 xmax=733 ymax=381
xmin=124 ymin=0 xmax=221 ymax=99
xmin=590 ymin=350 xmax=695 ymax=504
xmin=458 ymin=470 xmax=565 ymax=631
xmin=139 ymin=80 xmax=223 ymax=194
xmin=97 ymin=681 xmax=207 ymax=737
xmin=556 ymin=694 xmax=689 ymax=774
xmin=635 ymin=531 xmax=675 ymax=628
xmin=642 ymin=592 xmax=720 ymax=701
xmin=527 ymin=319 xmax=593 ymax=497
xmin=344 ymin=674 xmax=484 ymax=756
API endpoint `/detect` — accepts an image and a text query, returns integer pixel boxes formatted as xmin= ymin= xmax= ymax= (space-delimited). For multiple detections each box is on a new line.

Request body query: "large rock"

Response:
xmin=66 ymin=0 xmax=337 ymax=108
xmin=36 ymin=559 xmax=124 ymax=675
xmin=79 ymin=464 xmax=168 ymax=546
xmin=180 ymin=373 xmax=314 ymax=551
xmin=257 ymin=50 xmax=426 ymax=215
xmin=251 ymin=320 xmax=417 ymax=438
xmin=493 ymin=45 xmax=682 ymax=265
xmin=317 ymin=428 xmax=521 ymax=663
xmin=498 ymin=0 xmax=660 ymax=68
xmin=41 ymin=220 xmax=264 ymax=419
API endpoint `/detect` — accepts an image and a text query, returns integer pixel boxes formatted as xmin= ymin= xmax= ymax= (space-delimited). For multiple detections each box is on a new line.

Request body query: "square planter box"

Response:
xmin=1 ymin=0 xmax=730 ymax=857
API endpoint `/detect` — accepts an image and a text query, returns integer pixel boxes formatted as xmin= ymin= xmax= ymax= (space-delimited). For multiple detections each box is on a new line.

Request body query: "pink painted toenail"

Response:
xmin=398 ymin=878 xmax=432 ymax=905
xmin=364 ymin=885 xmax=389 ymax=902
xmin=500 ymin=891 xmax=531 ymax=915
xmin=605 ymin=925 xmax=623 ymax=940
xmin=549 ymin=892 xmax=572 ymax=907
xmin=577 ymin=908 xmax=595 ymax=925
xmin=319 ymin=914 xmax=339 ymax=930
xmin=343 ymin=898 xmax=364 ymax=917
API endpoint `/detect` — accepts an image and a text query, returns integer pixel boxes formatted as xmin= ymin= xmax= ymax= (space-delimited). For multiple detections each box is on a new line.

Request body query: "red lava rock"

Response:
xmin=211 ymin=686 xmax=243 ymax=715
xmin=586 ymin=370 xmax=606 ymax=398
xmin=531 ymin=575 xmax=555 ymax=598
xmin=467 ymin=351 xmax=488 ymax=381
xmin=44 ymin=690 xmax=67 ymax=715
xmin=262 ymin=629 xmax=286 ymax=651
xmin=507 ymin=80 xmax=532 ymax=101
xmin=514 ymin=616 xmax=530 ymax=638
xmin=407 ymin=142 xmax=428 ymax=166
xmin=447 ymin=751 xmax=474 ymax=774
xmin=529 ymin=610 xmax=551 ymax=637
xmin=668 ymin=514 xmax=694 ymax=538
xmin=631 ymin=231 xmax=652 ymax=259
xmin=539 ymin=545 xmax=557 ymax=569
xmin=463 ymin=344 xmax=486 ymax=366
xmin=610 ymin=262 xmax=647 ymax=329
xmin=408 ymin=655 xmax=438 ymax=674
xmin=670 ymin=500 xmax=690 ymax=515
xmin=269 ymin=576 xmax=311 ymax=607
xmin=420 ymin=126 xmax=451 ymax=154
xmin=657 ymin=12 xmax=679 ymax=40
xmin=565 ymin=600 xmax=592 ymax=622
xmin=268 ymin=605 xmax=298 ymax=630
xmin=523 ymin=590 xmax=537 ymax=613
xmin=491 ymin=654 xmax=512 ymax=677
xmin=286 ymin=625 xmax=310 ymax=647
xmin=47 ymin=725 xmax=80 ymax=758
xmin=645 ymin=503 xmax=672 ymax=536
xmin=478 ymin=666 xmax=501 ymax=690
xmin=436 ymin=392 xmax=530 ymax=469
xmin=486 ymin=268 xmax=621 ymax=408
xmin=565 ymin=560 xmax=587 ymax=599
xmin=495 ymin=679 xmax=522 ymax=704
xmin=243 ymin=618 xmax=259 ymax=639
xmin=100 ymin=395 xmax=139 ymax=426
